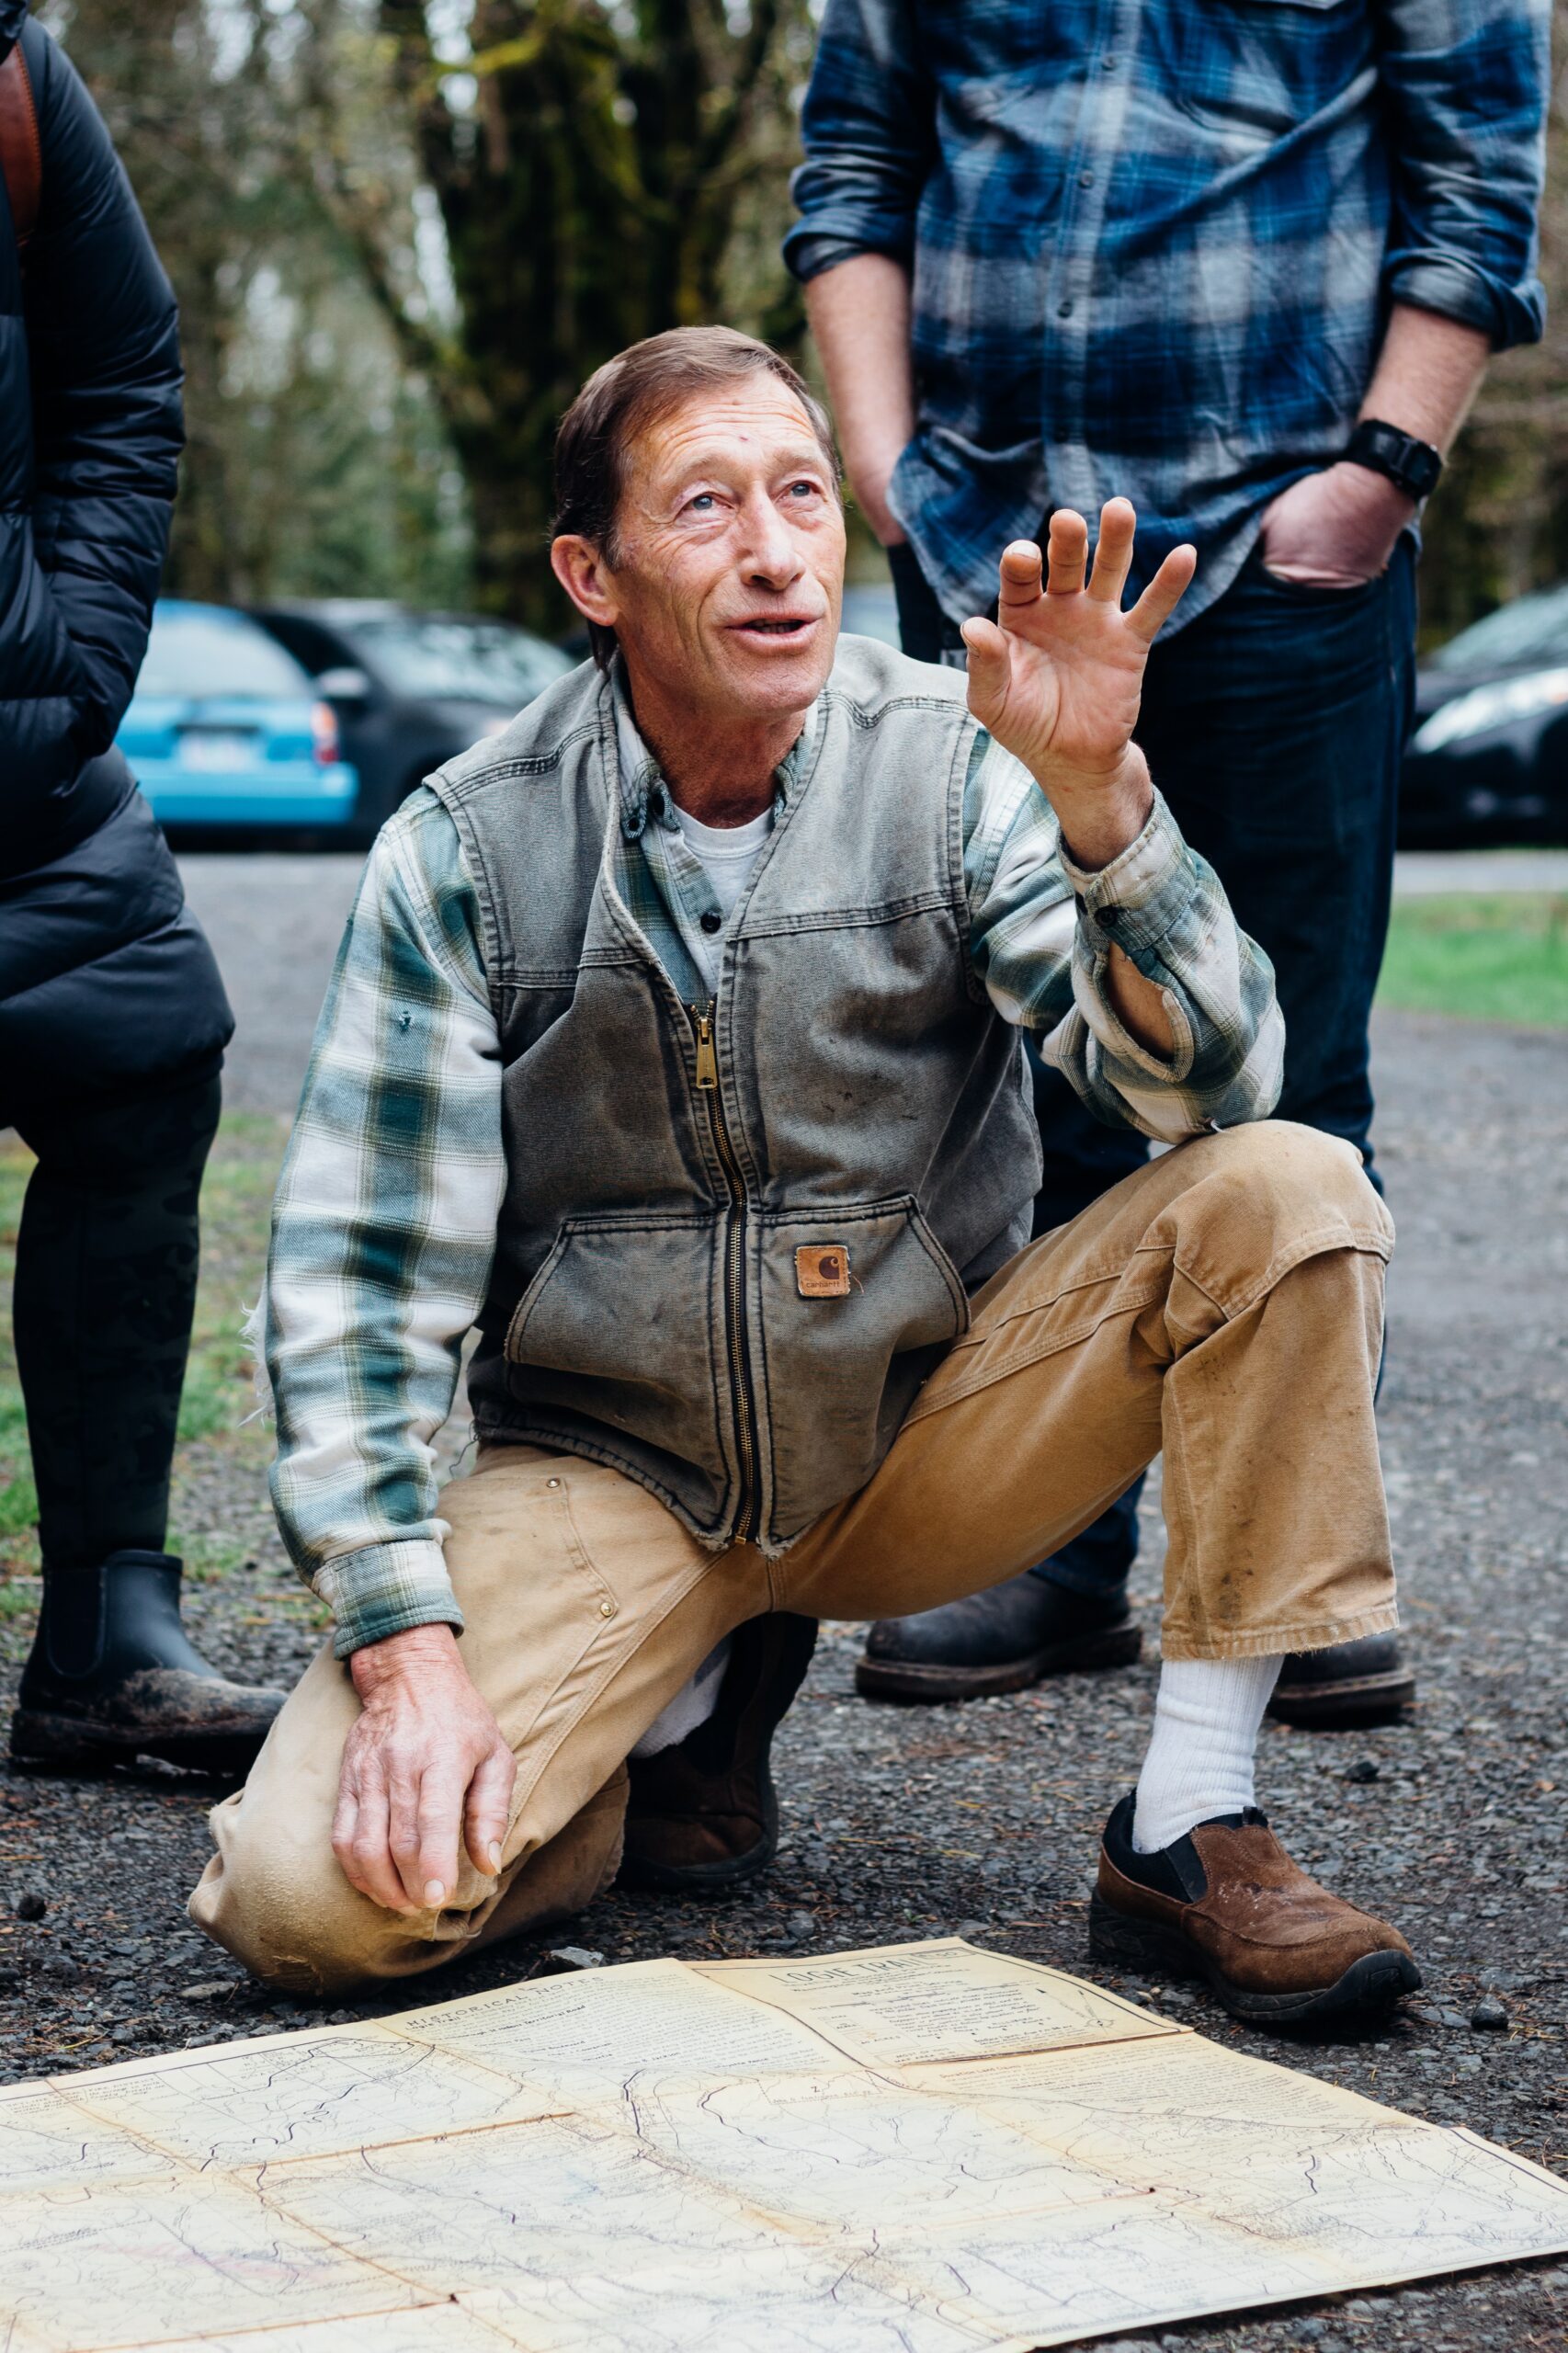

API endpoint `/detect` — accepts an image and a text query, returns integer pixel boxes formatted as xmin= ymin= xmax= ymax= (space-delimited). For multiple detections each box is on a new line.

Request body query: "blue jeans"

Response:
xmin=892 ymin=534 xmax=1418 ymax=1600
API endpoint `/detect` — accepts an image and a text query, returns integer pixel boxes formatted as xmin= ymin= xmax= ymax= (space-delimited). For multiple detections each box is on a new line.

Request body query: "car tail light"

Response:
xmin=311 ymin=699 xmax=340 ymax=766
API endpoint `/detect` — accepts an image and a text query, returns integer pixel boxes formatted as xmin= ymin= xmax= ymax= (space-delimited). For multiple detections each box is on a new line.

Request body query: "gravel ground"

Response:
xmin=0 ymin=851 xmax=1564 ymax=2349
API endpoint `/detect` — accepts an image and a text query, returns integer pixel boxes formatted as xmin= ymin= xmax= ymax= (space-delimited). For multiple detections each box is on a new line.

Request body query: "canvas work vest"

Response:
xmin=426 ymin=636 xmax=1042 ymax=1555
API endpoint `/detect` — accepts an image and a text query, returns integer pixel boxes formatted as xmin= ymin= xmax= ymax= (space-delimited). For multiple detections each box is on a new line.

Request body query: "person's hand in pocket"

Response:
xmin=1258 ymin=460 xmax=1415 ymax=590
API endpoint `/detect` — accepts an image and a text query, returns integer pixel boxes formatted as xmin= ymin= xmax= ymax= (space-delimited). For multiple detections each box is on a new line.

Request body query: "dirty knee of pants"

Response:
xmin=188 ymin=1766 xmax=629 ymax=1997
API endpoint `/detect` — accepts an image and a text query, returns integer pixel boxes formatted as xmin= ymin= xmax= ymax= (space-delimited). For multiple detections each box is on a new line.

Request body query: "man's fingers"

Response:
xmin=464 ymin=1740 xmax=517 ymax=1878
xmin=995 ymin=540 xmax=1045 ymax=612
xmin=335 ymin=1755 xmax=413 ymax=1913
xmin=960 ymin=615 xmax=1010 ymax=724
xmin=1044 ymin=511 xmax=1087 ymax=597
xmin=393 ymin=1761 xmax=467 ymax=1911
xmin=1087 ymin=497 xmax=1136 ymax=605
xmin=1127 ymin=543 xmax=1198 ymax=643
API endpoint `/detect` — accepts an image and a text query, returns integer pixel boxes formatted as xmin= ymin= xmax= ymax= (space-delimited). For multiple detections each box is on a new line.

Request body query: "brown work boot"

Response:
xmin=619 ymin=1613 xmax=817 ymax=1893
xmin=1090 ymin=1793 xmax=1420 ymax=2029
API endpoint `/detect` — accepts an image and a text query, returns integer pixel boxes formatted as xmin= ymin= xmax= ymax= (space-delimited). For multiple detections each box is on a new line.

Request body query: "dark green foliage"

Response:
xmin=44 ymin=0 xmax=472 ymax=608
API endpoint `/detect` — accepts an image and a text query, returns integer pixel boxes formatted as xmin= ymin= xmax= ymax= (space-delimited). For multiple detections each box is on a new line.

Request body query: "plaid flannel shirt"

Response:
xmin=266 ymin=671 xmax=1282 ymax=1655
xmin=785 ymin=0 xmax=1549 ymax=630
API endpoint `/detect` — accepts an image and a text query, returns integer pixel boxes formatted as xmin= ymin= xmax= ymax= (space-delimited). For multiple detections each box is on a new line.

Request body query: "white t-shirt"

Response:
xmin=675 ymin=802 xmax=775 ymax=991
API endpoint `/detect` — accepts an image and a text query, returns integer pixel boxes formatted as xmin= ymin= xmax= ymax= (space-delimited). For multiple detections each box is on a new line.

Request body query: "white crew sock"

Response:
xmin=1131 ymin=1654 xmax=1284 ymax=1855
xmin=629 ymin=1636 xmax=733 ymax=1760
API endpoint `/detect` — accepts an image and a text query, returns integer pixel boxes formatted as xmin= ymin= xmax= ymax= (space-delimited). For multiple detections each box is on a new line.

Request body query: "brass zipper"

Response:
xmin=688 ymin=998 xmax=760 ymax=1540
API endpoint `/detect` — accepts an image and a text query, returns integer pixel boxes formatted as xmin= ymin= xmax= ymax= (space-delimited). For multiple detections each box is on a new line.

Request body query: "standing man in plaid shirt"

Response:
xmin=788 ymin=0 xmax=1548 ymax=1724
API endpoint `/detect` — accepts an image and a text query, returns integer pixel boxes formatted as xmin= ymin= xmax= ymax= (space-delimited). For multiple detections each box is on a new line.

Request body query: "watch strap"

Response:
xmin=1345 ymin=418 xmax=1443 ymax=503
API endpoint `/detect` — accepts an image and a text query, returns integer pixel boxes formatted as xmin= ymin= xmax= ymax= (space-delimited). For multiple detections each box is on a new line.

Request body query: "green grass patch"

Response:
xmin=1377 ymin=892 xmax=1568 ymax=1029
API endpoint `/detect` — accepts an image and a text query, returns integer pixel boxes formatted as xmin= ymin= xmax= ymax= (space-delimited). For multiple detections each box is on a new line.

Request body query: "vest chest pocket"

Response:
xmin=759 ymin=1195 xmax=971 ymax=1544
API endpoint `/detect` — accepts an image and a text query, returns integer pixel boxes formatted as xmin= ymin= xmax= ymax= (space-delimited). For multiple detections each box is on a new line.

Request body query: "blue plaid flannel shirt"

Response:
xmin=785 ymin=0 xmax=1549 ymax=631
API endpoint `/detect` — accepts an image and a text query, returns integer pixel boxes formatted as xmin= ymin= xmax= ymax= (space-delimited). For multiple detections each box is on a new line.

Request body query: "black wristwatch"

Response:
xmin=1344 ymin=417 xmax=1443 ymax=504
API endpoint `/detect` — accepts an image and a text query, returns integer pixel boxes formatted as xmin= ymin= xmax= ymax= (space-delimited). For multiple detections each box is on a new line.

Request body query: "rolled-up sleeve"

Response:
xmin=783 ymin=0 xmax=933 ymax=280
xmin=1049 ymin=800 xmax=1286 ymax=1144
xmin=1377 ymin=0 xmax=1549 ymax=348
xmin=965 ymin=733 xmax=1285 ymax=1144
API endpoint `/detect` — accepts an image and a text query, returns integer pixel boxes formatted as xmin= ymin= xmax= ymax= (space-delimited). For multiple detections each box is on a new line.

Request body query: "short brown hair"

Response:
xmin=552 ymin=326 xmax=839 ymax=665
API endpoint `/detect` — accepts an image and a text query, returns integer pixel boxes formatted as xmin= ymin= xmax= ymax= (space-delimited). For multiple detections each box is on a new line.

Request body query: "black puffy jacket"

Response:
xmin=0 ymin=4 xmax=231 ymax=1110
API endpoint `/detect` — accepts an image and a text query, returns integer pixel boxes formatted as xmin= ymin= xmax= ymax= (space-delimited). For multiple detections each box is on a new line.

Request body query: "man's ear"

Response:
xmin=551 ymin=534 xmax=619 ymax=632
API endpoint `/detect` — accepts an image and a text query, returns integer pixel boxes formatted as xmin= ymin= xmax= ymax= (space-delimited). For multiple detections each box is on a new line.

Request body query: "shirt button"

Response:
xmin=699 ymin=910 xmax=722 ymax=934
xmin=1057 ymin=300 xmax=1074 ymax=319
xmin=1099 ymin=905 xmax=1123 ymax=927
xmin=1079 ymin=169 xmax=1094 ymax=189
xmin=546 ymin=1476 xmax=561 ymax=1489
xmin=1101 ymin=52 xmax=1117 ymax=70
xmin=599 ymin=1599 xmax=616 ymax=1618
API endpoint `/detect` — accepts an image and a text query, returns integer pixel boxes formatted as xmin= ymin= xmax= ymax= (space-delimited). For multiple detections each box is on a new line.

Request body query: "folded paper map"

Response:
xmin=2 ymin=1938 xmax=1565 ymax=2351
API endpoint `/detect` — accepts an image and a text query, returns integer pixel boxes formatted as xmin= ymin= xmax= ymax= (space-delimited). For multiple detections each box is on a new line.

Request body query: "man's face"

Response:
xmin=595 ymin=378 xmax=846 ymax=722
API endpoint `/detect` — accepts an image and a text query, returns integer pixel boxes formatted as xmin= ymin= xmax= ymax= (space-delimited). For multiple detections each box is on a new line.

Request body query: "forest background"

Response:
xmin=44 ymin=0 xmax=1568 ymax=647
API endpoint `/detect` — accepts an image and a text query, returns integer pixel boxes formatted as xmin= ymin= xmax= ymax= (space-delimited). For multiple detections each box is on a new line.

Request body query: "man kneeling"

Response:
xmin=191 ymin=328 xmax=1415 ymax=2029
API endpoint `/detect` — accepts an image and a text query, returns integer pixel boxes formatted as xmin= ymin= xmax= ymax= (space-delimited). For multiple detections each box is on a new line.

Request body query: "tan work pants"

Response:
xmin=191 ymin=1120 xmax=1395 ymax=1993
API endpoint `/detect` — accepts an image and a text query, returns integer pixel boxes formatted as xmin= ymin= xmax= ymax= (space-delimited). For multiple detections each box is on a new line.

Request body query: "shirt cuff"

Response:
xmin=315 ymin=1540 xmax=466 ymax=1662
xmin=1381 ymin=256 xmax=1511 ymax=347
xmin=1058 ymin=790 xmax=1200 ymax=961
xmin=785 ymin=233 xmax=873 ymax=283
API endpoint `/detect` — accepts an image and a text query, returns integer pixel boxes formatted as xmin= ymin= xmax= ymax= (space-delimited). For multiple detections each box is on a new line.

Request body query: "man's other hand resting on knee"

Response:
xmin=335 ymin=1626 xmax=515 ymax=1915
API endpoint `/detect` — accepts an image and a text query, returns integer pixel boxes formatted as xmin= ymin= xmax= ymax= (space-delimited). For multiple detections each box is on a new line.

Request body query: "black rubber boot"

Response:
xmin=857 ymin=1569 xmax=1142 ymax=1702
xmin=11 ymin=1551 xmax=286 ymax=1774
xmin=1266 ymin=1633 xmax=1415 ymax=1729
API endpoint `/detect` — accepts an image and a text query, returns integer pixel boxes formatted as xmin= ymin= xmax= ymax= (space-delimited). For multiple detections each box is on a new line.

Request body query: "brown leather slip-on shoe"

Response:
xmin=619 ymin=1613 xmax=818 ymax=1895
xmin=1089 ymin=1792 xmax=1420 ymax=2029
xmin=1266 ymin=1633 xmax=1415 ymax=1729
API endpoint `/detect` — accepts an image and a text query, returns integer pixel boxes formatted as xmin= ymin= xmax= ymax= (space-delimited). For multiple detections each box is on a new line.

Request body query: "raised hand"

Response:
xmin=961 ymin=501 xmax=1195 ymax=869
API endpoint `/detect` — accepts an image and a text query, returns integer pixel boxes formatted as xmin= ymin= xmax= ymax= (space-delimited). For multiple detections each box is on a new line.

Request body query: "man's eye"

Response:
xmin=688 ymin=493 xmax=717 ymax=514
xmin=787 ymin=481 xmax=820 ymax=500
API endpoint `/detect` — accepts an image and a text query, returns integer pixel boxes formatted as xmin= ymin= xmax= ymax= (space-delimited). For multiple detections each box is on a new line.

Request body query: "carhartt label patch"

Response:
xmin=796 ymin=1244 xmax=851 ymax=1299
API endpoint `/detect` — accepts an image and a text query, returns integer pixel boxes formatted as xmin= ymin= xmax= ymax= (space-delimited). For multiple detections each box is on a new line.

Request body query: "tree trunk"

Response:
xmin=378 ymin=0 xmax=806 ymax=631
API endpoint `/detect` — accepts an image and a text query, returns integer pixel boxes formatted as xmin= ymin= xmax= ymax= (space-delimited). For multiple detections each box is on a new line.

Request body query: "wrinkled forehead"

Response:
xmin=622 ymin=379 xmax=833 ymax=508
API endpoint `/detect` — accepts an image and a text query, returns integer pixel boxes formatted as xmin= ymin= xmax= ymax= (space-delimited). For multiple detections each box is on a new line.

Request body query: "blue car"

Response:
xmin=118 ymin=599 xmax=358 ymax=830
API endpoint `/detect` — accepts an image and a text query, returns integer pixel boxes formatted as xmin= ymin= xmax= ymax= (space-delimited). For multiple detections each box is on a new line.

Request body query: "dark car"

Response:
xmin=252 ymin=601 xmax=576 ymax=838
xmin=1402 ymin=584 xmax=1568 ymax=846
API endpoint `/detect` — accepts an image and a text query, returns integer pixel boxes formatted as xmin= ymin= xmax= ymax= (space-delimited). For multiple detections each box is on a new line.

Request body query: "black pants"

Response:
xmin=891 ymin=533 xmax=1418 ymax=1596
xmin=6 ymin=1072 xmax=222 ymax=1574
